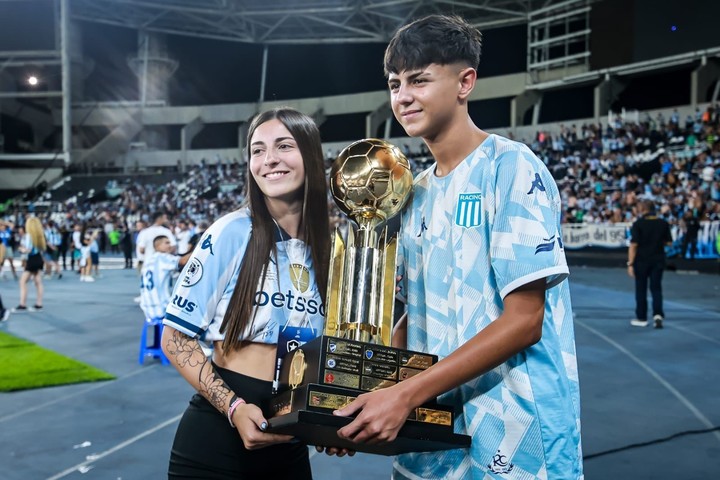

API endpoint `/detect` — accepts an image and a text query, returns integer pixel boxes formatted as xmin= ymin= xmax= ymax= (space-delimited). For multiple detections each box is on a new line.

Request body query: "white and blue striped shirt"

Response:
xmin=394 ymin=135 xmax=582 ymax=480
xmin=140 ymin=252 xmax=179 ymax=320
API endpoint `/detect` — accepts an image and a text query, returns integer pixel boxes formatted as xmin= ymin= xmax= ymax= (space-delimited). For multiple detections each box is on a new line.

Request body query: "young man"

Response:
xmin=334 ymin=15 xmax=583 ymax=479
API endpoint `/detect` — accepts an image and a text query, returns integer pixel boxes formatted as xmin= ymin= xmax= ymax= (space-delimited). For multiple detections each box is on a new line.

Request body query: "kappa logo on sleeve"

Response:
xmin=201 ymin=235 xmax=214 ymax=255
xmin=527 ymin=172 xmax=546 ymax=195
xmin=181 ymin=258 xmax=204 ymax=287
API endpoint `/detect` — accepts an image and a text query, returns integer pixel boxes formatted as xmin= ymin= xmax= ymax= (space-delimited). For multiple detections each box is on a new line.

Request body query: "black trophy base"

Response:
xmin=267 ymin=383 xmax=470 ymax=455
xmin=267 ymin=410 xmax=470 ymax=456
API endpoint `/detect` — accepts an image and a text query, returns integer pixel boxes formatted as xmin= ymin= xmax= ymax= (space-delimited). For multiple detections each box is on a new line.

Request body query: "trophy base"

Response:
xmin=267 ymin=410 xmax=471 ymax=456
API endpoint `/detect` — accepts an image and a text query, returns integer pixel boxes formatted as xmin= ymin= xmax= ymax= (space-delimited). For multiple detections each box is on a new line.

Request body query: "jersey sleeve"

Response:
xmin=135 ymin=230 xmax=146 ymax=255
xmin=490 ymin=147 xmax=569 ymax=299
xmin=163 ymin=213 xmax=250 ymax=338
xmin=159 ymin=253 xmax=180 ymax=272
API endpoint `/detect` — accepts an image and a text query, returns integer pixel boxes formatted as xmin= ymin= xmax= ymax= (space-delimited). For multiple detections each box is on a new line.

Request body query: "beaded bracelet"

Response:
xmin=227 ymin=395 xmax=246 ymax=428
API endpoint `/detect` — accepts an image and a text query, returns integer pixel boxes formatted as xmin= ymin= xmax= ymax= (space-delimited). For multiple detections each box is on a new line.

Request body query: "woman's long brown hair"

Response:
xmin=220 ymin=108 xmax=330 ymax=352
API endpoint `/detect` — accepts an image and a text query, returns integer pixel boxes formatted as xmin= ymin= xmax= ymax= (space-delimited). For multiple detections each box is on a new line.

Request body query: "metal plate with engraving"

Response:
xmin=326 ymin=339 xmax=363 ymax=358
xmin=398 ymin=367 xmax=423 ymax=381
xmin=361 ymin=376 xmax=397 ymax=391
xmin=363 ymin=361 xmax=398 ymax=379
xmin=414 ymin=407 xmax=453 ymax=426
xmin=325 ymin=354 xmax=362 ymax=373
xmin=309 ymin=390 xmax=356 ymax=410
xmin=363 ymin=346 xmax=398 ymax=364
xmin=400 ymin=352 xmax=434 ymax=370
xmin=322 ymin=369 xmax=360 ymax=389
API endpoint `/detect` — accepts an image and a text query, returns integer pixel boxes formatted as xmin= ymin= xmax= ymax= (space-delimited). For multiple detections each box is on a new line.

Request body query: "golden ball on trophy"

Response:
xmin=330 ymin=139 xmax=413 ymax=224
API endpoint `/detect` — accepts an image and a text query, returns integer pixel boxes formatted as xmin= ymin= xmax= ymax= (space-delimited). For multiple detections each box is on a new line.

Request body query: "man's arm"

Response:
xmin=335 ymin=278 xmax=546 ymax=444
xmin=627 ymin=242 xmax=638 ymax=278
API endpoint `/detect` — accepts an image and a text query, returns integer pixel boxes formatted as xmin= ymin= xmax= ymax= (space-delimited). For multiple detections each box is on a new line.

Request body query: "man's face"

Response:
xmin=387 ymin=63 xmax=467 ymax=140
xmin=155 ymin=238 xmax=172 ymax=253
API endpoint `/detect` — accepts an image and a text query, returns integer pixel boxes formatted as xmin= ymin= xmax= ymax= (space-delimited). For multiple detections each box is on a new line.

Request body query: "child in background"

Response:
xmin=79 ymin=233 xmax=94 ymax=282
xmin=140 ymin=235 xmax=182 ymax=321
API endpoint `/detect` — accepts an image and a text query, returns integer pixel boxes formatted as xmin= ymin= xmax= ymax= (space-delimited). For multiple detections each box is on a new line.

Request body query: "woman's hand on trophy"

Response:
xmin=233 ymin=403 xmax=294 ymax=450
xmin=333 ymin=385 xmax=413 ymax=444
xmin=314 ymin=445 xmax=356 ymax=457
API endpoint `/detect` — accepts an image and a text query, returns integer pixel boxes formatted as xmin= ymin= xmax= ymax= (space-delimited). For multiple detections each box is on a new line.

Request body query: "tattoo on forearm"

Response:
xmin=166 ymin=330 xmax=233 ymax=413
xmin=198 ymin=362 xmax=233 ymax=412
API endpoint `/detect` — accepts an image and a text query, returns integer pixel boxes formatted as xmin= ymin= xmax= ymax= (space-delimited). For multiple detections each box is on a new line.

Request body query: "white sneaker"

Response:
xmin=84 ymin=276 xmax=95 ymax=282
xmin=1 ymin=309 xmax=9 ymax=322
xmin=133 ymin=295 xmax=141 ymax=303
xmin=630 ymin=319 xmax=648 ymax=327
xmin=653 ymin=315 xmax=664 ymax=329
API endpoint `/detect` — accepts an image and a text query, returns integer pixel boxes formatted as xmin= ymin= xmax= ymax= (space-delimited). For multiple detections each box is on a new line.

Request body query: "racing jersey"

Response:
xmin=163 ymin=208 xmax=325 ymax=348
xmin=140 ymin=251 xmax=180 ymax=320
xmin=394 ymin=134 xmax=582 ymax=480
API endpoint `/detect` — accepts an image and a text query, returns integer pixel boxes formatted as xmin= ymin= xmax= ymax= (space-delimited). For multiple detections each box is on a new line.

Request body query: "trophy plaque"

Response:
xmin=267 ymin=139 xmax=471 ymax=455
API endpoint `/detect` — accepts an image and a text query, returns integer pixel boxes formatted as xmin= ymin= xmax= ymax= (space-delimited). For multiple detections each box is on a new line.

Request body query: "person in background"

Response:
xmin=120 ymin=222 xmax=134 ymax=269
xmin=0 ymin=220 xmax=18 ymax=280
xmin=58 ymin=222 xmax=71 ymax=271
xmin=71 ymin=223 xmax=83 ymax=272
xmin=628 ymin=199 xmax=673 ymax=329
xmin=44 ymin=220 xmax=62 ymax=279
xmin=0 ymin=294 xmax=10 ymax=322
xmin=89 ymin=229 xmax=101 ymax=278
xmin=136 ymin=213 xmax=176 ymax=273
xmin=79 ymin=230 xmax=99 ymax=283
xmin=139 ymin=235 xmax=189 ymax=320
xmin=108 ymin=225 xmax=121 ymax=254
xmin=15 ymin=217 xmax=46 ymax=311
xmin=186 ymin=220 xmax=208 ymax=254
xmin=175 ymin=219 xmax=192 ymax=255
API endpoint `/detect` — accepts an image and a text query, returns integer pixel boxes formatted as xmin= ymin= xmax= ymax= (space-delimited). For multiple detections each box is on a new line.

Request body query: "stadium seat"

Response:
xmin=139 ymin=316 xmax=170 ymax=365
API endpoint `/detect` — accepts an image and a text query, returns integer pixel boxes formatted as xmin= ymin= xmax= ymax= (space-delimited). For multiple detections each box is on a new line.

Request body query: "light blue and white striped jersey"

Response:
xmin=163 ymin=208 xmax=325 ymax=346
xmin=45 ymin=228 xmax=61 ymax=247
xmin=140 ymin=252 xmax=179 ymax=320
xmin=394 ymin=134 xmax=582 ymax=480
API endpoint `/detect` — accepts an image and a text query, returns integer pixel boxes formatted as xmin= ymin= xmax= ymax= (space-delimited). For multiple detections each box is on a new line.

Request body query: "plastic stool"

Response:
xmin=139 ymin=316 xmax=170 ymax=365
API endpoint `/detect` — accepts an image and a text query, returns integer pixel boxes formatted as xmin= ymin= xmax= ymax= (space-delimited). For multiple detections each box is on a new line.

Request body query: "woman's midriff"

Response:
xmin=211 ymin=341 xmax=277 ymax=381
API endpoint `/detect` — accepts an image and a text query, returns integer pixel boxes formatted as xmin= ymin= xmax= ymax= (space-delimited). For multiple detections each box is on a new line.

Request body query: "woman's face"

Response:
xmin=249 ymin=118 xmax=305 ymax=207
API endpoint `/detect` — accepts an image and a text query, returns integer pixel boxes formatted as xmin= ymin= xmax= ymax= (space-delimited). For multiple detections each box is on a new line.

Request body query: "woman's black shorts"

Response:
xmin=168 ymin=365 xmax=312 ymax=480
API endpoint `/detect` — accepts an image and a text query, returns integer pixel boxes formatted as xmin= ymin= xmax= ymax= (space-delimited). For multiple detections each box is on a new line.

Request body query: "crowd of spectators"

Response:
xmin=525 ymin=104 xmax=720 ymax=231
xmin=1 ymin=104 xmax=719 ymax=272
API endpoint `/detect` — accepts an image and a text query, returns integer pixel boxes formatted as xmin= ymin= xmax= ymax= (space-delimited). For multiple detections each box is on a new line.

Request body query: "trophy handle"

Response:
xmin=324 ymin=228 xmax=345 ymax=337
xmin=380 ymin=232 xmax=397 ymax=347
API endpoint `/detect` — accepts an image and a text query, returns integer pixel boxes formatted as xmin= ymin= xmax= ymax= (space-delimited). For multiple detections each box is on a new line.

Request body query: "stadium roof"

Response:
xmin=70 ymin=0 xmax=570 ymax=44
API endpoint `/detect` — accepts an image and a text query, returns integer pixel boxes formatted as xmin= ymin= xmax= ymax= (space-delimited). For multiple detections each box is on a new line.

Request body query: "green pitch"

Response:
xmin=0 ymin=331 xmax=115 ymax=391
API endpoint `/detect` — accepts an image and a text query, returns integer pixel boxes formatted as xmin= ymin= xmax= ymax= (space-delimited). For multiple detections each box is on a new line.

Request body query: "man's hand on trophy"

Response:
xmin=333 ymin=386 xmax=413 ymax=444
xmin=233 ymin=403 xmax=294 ymax=450
xmin=314 ymin=445 xmax=356 ymax=457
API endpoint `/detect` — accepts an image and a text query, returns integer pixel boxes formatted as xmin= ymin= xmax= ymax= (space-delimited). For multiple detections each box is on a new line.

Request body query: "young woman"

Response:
xmin=16 ymin=216 xmax=46 ymax=311
xmin=161 ymin=108 xmax=334 ymax=479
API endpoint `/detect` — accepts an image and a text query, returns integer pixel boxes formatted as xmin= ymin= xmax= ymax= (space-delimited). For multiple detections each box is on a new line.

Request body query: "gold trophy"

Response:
xmin=268 ymin=139 xmax=470 ymax=455
xmin=324 ymin=138 xmax=413 ymax=345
